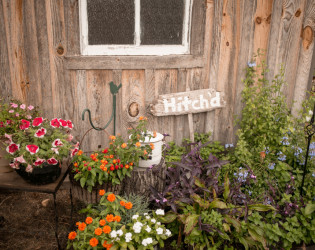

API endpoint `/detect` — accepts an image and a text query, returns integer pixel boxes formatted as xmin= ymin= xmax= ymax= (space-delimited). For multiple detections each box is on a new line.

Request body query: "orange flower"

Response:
xmin=109 ymin=135 xmax=116 ymax=141
xmin=114 ymin=215 xmax=121 ymax=222
xmin=107 ymin=194 xmax=116 ymax=202
xmin=68 ymin=231 xmax=77 ymax=240
xmin=106 ymin=214 xmax=114 ymax=222
xmin=94 ymin=227 xmax=103 ymax=236
xmin=125 ymin=202 xmax=133 ymax=210
xmin=99 ymin=189 xmax=105 ymax=196
xmin=77 ymin=150 xmax=83 ymax=156
xmin=135 ymin=142 xmax=141 ymax=147
xmin=113 ymin=159 xmax=117 ymax=164
xmin=74 ymin=162 xmax=78 ymax=167
xmin=120 ymin=200 xmax=126 ymax=206
xmin=130 ymin=162 xmax=133 ymax=166
xmin=109 ymin=155 xmax=114 ymax=159
xmin=144 ymin=150 xmax=148 ymax=155
xmin=103 ymin=225 xmax=111 ymax=234
xmin=125 ymin=164 xmax=129 ymax=169
xmin=121 ymin=143 xmax=127 ymax=149
xmin=139 ymin=116 xmax=147 ymax=121
xmin=260 ymin=151 xmax=266 ymax=159
xmin=99 ymin=219 xmax=106 ymax=226
xmin=85 ymin=217 xmax=93 ymax=224
xmin=78 ymin=222 xmax=86 ymax=231
xmin=153 ymin=131 xmax=157 ymax=138
xmin=89 ymin=238 xmax=99 ymax=247
xmin=75 ymin=222 xmax=80 ymax=227
xmin=150 ymin=143 xmax=155 ymax=150
xmin=103 ymin=240 xmax=113 ymax=249
xmin=103 ymin=167 xmax=107 ymax=171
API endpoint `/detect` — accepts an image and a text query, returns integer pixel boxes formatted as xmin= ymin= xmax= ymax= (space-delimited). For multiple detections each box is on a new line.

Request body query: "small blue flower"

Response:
xmin=277 ymin=151 xmax=286 ymax=161
xmin=281 ymin=136 xmax=290 ymax=146
xmin=264 ymin=147 xmax=270 ymax=154
xmin=310 ymin=142 xmax=315 ymax=149
xmin=268 ymin=163 xmax=275 ymax=170
xmin=247 ymin=62 xmax=256 ymax=68
xmin=294 ymin=147 xmax=303 ymax=156
xmin=225 ymin=143 xmax=234 ymax=149
xmin=248 ymin=191 xmax=252 ymax=196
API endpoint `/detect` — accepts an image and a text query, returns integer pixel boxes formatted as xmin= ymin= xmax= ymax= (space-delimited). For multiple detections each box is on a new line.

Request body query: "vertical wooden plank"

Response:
xmin=45 ymin=0 xmax=66 ymax=117
xmin=291 ymin=1 xmax=315 ymax=115
xmin=34 ymin=0 xmax=53 ymax=117
xmin=64 ymin=0 xmax=80 ymax=56
xmin=155 ymin=69 xmax=178 ymax=142
xmin=190 ymin=0 xmax=206 ymax=55
xmin=0 ymin=0 xmax=12 ymax=100
xmin=266 ymin=0 xmax=307 ymax=107
xmin=23 ymin=0 xmax=42 ymax=107
xmin=2 ymin=0 xmax=26 ymax=101
xmin=121 ymin=70 xmax=146 ymax=136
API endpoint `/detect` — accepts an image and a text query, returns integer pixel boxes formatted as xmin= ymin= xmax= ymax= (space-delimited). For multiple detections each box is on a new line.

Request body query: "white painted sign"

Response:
xmin=150 ymin=89 xmax=226 ymax=116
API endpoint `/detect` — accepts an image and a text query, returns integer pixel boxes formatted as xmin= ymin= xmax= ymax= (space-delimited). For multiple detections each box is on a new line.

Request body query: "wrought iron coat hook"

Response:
xmin=81 ymin=81 xmax=122 ymax=135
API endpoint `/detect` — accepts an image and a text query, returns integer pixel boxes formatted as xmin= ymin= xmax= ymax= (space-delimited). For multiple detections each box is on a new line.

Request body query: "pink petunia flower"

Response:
xmin=9 ymin=110 xmax=14 ymax=113
xmin=20 ymin=119 xmax=30 ymax=130
xmin=71 ymin=148 xmax=79 ymax=157
xmin=20 ymin=104 xmax=26 ymax=109
xmin=59 ymin=119 xmax=68 ymax=127
xmin=15 ymin=113 xmax=19 ymax=117
xmin=67 ymin=134 xmax=73 ymax=142
xmin=6 ymin=120 xmax=12 ymax=125
xmin=4 ymin=133 xmax=12 ymax=144
xmin=52 ymin=139 xmax=63 ymax=147
xmin=10 ymin=103 xmax=18 ymax=108
xmin=6 ymin=143 xmax=20 ymax=154
xmin=34 ymin=158 xmax=45 ymax=166
xmin=14 ymin=155 xmax=26 ymax=164
xmin=47 ymin=157 xmax=58 ymax=165
xmin=10 ymin=162 xmax=20 ymax=169
xmin=50 ymin=118 xmax=60 ymax=128
xmin=27 ymin=115 xmax=32 ymax=119
xmin=66 ymin=120 xmax=73 ymax=129
xmin=51 ymin=147 xmax=59 ymax=155
xmin=26 ymin=165 xmax=33 ymax=173
xmin=32 ymin=117 xmax=43 ymax=127
xmin=28 ymin=105 xmax=34 ymax=110
xmin=34 ymin=128 xmax=46 ymax=138
xmin=26 ymin=144 xmax=39 ymax=155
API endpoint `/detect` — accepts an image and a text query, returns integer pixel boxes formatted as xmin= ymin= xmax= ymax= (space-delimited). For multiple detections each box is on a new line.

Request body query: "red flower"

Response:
xmin=26 ymin=144 xmax=39 ymax=155
xmin=52 ymin=139 xmax=63 ymax=147
xmin=6 ymin=120 xmax=12 ymax=125
xmin=115 ymin=165 xmax=119 ymax=170
xmin=50 ymin=118 xmax=60 ymax=128
xmin=110 ymin=166 xmax=115 ymax=171
xmin=67 ymin=120 xmax=73 ymax=129
xmin=20 ymin=119 xmax=30 ymax=130
xmin=47 ymin=157 xmax=58 ymax=165
xmin=120 ymin=164 xmax=123 ymax=168
xmin=59 ymin=119 xmax=68 ymax=127
xmin=71 ymin=148 xmax=79 ymax=157
xmin=6 ymin=143 xmax=20 ymax=154
xmin=103 ymin=148 xmax=108 ymax=154
xmin=88 ymin=167 xmax=91 ymax=171
xmin=0 ymin=121 xmax=4 ymax=127
xmin=32 ymin=117 xmax=43 ymax=127
xmin=34 ymin=158 xmax=45 ymax=166
xmin=34 ymin=128 xmax=46 ymax=138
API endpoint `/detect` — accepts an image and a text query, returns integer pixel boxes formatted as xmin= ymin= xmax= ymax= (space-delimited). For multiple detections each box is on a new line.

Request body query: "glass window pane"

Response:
xmin=87 ymin=0 xmax=135 ymax=45
xmin=140 ymin=0 xmax=184 ymax=45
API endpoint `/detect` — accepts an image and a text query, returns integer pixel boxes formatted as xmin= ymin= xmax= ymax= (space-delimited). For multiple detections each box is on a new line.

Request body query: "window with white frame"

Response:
xmin=79 ymin=0 xmax=193 ymax=56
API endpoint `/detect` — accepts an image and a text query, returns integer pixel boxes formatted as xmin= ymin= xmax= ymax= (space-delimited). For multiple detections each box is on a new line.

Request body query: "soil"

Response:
xmin=0 ymin=184 xmax=85 ymax=250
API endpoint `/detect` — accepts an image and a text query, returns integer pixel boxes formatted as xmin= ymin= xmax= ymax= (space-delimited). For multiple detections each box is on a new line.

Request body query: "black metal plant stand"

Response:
xmin=300 ymin=102 xmax=315 ymax=196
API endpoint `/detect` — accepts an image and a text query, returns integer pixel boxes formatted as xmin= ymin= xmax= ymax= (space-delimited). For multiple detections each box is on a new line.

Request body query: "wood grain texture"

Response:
xmin=190 ymin=0 xmax=206 ymax=55
xmin=0 ymin=0 xmax=12 ymax=100
xmin=267 ymin=0 xmax=307 ymax=108
xmin=291 ymin=0 xmax=315 ymax=116
xmin=64 ymin=0 xmax=80 ymax=56
xmin=64 ymin=55 xmax=205 ymax=70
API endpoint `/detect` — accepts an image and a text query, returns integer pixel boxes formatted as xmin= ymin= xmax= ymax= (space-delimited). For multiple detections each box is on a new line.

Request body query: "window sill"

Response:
xmin=64 ymin=55 xmax=205 ymax=70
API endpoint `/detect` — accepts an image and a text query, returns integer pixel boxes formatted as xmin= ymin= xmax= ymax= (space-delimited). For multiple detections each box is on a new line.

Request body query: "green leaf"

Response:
xmin=224 ymin=215 xmax=241 ymax=233
xmin=80 ymin=177 xmax=86 ymax=188
xmin=223 ymin=223 xmax=230 ymax=232
xmin=209 ymin=199 xmax=227 ymax=209
xmin=191 ymin=194 xmax=210 ymax=209
xmin=194 ymin=177 xmax=206 ymax=188
xmin=127 ymin=244 xmax=135 ymax=250
xmin=239 ymin=237 xmax=249 ymax=250
xmin=248 ymin=204 xmax=276 ymax=212
xmin=159 ymin=212 xmax=177 ymax=223
xmin=305 ymin=203 xmax=315 ymax=216
xmin=248 ymin=228 xmax=266 ymax=248
xmin=223 ymin=173 xmax=230 ymax=201
xmin=184 ymin=214 xmax=200 ymax=235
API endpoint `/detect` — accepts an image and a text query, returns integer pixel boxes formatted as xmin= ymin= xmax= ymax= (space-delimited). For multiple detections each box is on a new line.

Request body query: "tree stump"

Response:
xmin=123 ymin=163 xmax=166 ymax=198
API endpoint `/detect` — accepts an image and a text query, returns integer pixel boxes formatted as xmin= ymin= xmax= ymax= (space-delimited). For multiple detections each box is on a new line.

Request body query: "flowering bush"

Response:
xmin=71 ymin=117 xmax=155 ymax=192
xmin=67 ymin=191 xmax=171 ymax=250
xmin=1 ymin=101 xmax=74 ymax=172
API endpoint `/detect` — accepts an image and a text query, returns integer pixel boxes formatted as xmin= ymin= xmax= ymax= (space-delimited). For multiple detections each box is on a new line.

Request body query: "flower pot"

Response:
xmin=69 ymin=168 xmax=124 ymax=204
xmin=15 ymin=162 xmax=61 ymax=185
xmin=0 ymin=143 xmax=13 ymax=173
xmin=138 ymin=132 xmax=164 ymax=168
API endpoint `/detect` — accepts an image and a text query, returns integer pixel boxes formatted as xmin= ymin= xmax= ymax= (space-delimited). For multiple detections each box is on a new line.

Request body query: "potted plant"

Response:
xmin=70 ymin=117 xmax=154 ymax=203
xmin=0 ymin=100 xmax=39 ymax=173
xmin=2 ymin=105 xmax=74 ymax=184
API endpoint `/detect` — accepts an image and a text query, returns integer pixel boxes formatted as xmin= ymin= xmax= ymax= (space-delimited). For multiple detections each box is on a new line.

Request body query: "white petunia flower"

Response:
xmin=156 ymin=209 xmax=165 ymax=216
xmin=145 ymin=225 xmax=151 ymax=233
xmin=110 ymin=230 xmax=117 ymax=238
xmin=146 ymin=216 xmax=151 ymax=220
xmin=132 ymin=214 xmax=139 ymax=220
xmin=142 ymin=237 xmax=153 ymax=246
xmin=151 ymin=219 xmax=156 ymax=224
xmin=157 ymin=222 xmax=161 ymax=225
xmin=125 ymin=232 xmax=132 ymax=243
xmin=143 ymin=213 xmax=148 ymax=215
xmin=133 ymin=222 xmax=143 ymax=233
xmin=117 ymin=229 xmax=123 ymax=236
xmin=165 ymin=229 xmax=172 ymax=237
xmin=156 ymin=227 xmax=164 ymax=235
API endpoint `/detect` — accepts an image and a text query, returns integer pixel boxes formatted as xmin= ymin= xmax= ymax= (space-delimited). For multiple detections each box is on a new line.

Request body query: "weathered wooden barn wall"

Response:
xmin=0 ymin=0 xmax=314 ymax=152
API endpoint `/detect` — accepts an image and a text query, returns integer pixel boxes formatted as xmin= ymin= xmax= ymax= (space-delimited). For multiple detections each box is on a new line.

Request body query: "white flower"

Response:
xmin=146 ymin=216 xmax=151 ymax=220
xmin=133 ymin=222 xmax=143 ymax=233
xmin=110 ymin=230 xmax=117 ymax=238
xmin=125 ymin=232 xmax=132 ymax=243
xmin=157 ymin=222 xmax=161 ymax=225
xmin=142 ymin=237 xmax=153 ymax=246
xmin=117 ymin=229 xmax=123 ymax=236
xmin=145 ymin=225 xmax=151 ymax=233
xmin=156 ymin=209 xmax=165 ymax=216
xmin=156 ymin=227 xmax=164 ymax=235
xmin=143 ymin=213 xmax=148 ymax=215
xmin=132 ymin=215 xmax=139 ymax=220
xmin=165 ymin=229 xmax=172 ymax=237
xmin=151 ymin=219 xmax=156 ymax=224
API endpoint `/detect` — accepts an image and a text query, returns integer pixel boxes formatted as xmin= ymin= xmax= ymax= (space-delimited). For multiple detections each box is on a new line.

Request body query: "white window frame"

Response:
xmin=79 ymin=0 xmax=193 ymax=56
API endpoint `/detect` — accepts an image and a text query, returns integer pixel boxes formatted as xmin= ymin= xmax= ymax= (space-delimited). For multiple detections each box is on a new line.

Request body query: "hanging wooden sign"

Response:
xmin=150 ymin=88 xmax=226 ymax=116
